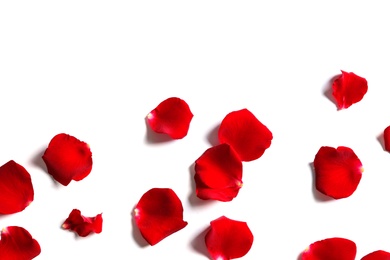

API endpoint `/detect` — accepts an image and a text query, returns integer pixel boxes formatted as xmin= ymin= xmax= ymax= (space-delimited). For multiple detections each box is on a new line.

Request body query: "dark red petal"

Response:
xmin=332 ymin=70 xmax=368 ymax=110
xmin=62 ymin=209 xmax=103 ymax=237
xmin=313 ymin=146 xmax=363 ymax=199
xmin=42 ymin=133 xmax=93 ymax=186
xmin=0 ymin=226 xmax=41 ymax=260
xmin=205 ymin=216 xmax=253 ymax=260
xmin=147 ymin=97 xmax=193 ymax=139
xmin=218 ymin=109 xmax=272 ymax=162
xmin=134 ymin=188 xmax=188 ymax=246
xmin=384 ymin=126 xmax=390 ymax=152
xmin=361 ymin=250 xmax=390 ymax=260
xmin=301 ymin=237 xmax=356 ymax=260
xmin=0 ymin=160 xmax=34 ymax=215
xmin=194 ymin=144 xmax=243 ymax=202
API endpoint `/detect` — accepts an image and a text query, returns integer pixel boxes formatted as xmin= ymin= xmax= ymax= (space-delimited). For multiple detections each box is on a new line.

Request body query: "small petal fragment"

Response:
xmin=134 ymin=188 xmax=188 ymax=245
xmin=361 ymin=250 xmax=390 ymax=260
xmin=313 ymin=146 xmax=363 ymax=199
xmin=205 ymin=216 xmax=253 ymax=260
xmin=218 ymin=109 xmax=272 ymax=162
xmin=332 ymin=70 xmax=368 ymax=110
xmin=194 ymin=144 xmax=243 ymax=202
xmin=42 ymin=133 xmax=93 ymax=186
xmin=62 ymin=209 xmax=103 ymax=237
xmin=0 ymin=226 xmax=41 ymax=260
xmin=0 ymin=160 xmax=34 ymax=214
xmin=384 ymin=126 xmax=390 ymax=152
xmin=301 ymin=237 xmax=356 ymax=260
xmin=147 ymin=97 xmax=193 ymax=139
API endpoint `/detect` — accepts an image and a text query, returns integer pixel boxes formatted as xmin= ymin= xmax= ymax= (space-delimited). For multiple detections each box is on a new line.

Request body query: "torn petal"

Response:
xmin=301 ymin=237 xmax=356 ymax=260
xmin=0 ymin=226 xmax=41 ymax=260
xmin=62 ymin=209 xmax=102 ymax=237
xmin=361 ymin=250 xmax=390 ymax=260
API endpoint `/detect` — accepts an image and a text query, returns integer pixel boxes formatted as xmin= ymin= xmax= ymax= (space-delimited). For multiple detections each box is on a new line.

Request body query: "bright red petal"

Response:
xmin=384 ymin=126 xmax=390 ymax=152
xmin=194 ymin=144 xmax=243 ymax=202
xmin=147 ymin=97 xmax=193 ymax=139
xmin=332 ymin=70 xmax=368 ymax=110
xmin=0 ymin=160 xmax=34 ymax=215
xmin=205 ymin=216 xmax=253 ymax=260
xmin=361 ymin=250 xmax=390 ymax=260
xmin=42 ymin=133 xmax=93 ymax=186
xmin=301 ymin=237 xmax=356 ymax=260
xmin=134 ymin=188 xmax=188 ymax=246
xmin=218 ymin=109 xmax=272 ymax=162
xmin=62 ymin=209 xmax=103 ymax=237
xmin=0 ymin=226 xmax=41 ymax=260
xmin=313 ymin=146 xmax=363 ymax=199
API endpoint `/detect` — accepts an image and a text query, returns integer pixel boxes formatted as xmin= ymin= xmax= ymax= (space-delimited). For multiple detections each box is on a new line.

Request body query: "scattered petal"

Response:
xmin=301 ymin=237 xmax=356 ymax=260
xmin=313 ymin=146 xmax=363 ymax=199
xmin=42 ymin=133 xmax=93 ymax=186
xmin=361 ymin=250 xmax=390 ymax=260
xmin=194 ymin=144 xmax=243 ymax=202
xmin=0 ymin=226 xmax=41 ymax=260
xmin=205 ymin=216 xmax=253 ymax=260
xmin=62 ymin=209 xmax=102 ymax=237
xmin=218 ymin=109 xmax=272 ymax=161
xmin=332 ymin=70 xmax=368 ymax=110
xmin=384 ymin=126 xmax=390 ymax=152
xmin=0 ymin=160 xmax=34 ymax=215
xmin=134 ymin=188 xmax=188 ymax=245
xmin=147 ymin=97 xmax=193 ymax=139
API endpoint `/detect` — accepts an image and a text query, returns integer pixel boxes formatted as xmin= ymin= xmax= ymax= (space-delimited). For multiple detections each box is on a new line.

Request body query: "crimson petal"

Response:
xmin=362 ymin=250 xmax=390 ymax=260
xmin=0 ymin=226 xmax=41 ymax=260
xmin=332 ymin=70 xmax=368 ymax=110
xmin=62 ymin=209 xmax=103 ymax=237
xmin=147 ymin=97 xmax=193 ymax=139
xmin=194 ymin=144 xmax=243 ymax=202
xmin=384 ymin=126 xmax=390 ymax=152
xmin=301 ymin=237 xmax=356 ymax=260
xmin=134 ymin=188 xmax=188 ymax=245
xmin=205 ymin=216 xmax=253 ymax=260
xmin=42 ymin=133 xmax=93 ymax=186
xmin=218 ymin=109 xmax=272 ymax=162
xmin=313 ymin=146 xmax=363 ymax=199
xmin=0 ymin=160 xmax=34 ymax=214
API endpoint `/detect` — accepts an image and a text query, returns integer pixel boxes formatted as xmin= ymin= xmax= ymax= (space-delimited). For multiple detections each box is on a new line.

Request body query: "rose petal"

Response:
xmin=361 ymin=250 xmax=390 ymax=260
xmin=384 ymin=126 xmax=390 ymax=152
xmin=42 ymin=133 xmax=93 ymax=186
xmin=205 ymin=216 xmax=253 ymax=260
xmin=301 ymin=237 xmax=356 ymax=260
xmin=332 ymin=70 xmax=368 ymax=110
xmin=147 ymin=97 xmax=193 ymax=139
xmin=0 ymin=160 xmax=34 ymax=215
xmin=62 ymin=209 xmax=103 ymax=237
xmin=134 ymin=188 xmax=188 ymax=245
xmin=218 ymin=109 xmax=272 ymax=162
xmin=313 ymin=146 xmax=363 ymax=199
xmin=0 ymin=226 xmax=41 ymax=260
xmin=194 ymin=144 xmax=243 ymax=202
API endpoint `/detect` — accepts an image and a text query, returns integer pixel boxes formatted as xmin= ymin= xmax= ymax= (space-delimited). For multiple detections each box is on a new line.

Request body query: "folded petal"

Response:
xmin=384 ymin=126 xmax=390 ymax=152
xmin=361 ymin=250 xmax=390 ymax=260
xmin=0 ymin=160 xmax=34 ymax=214
xmin=62 ymin=209 xmax=103 ymax=237
xmin=0 ymin=226 xmax=41 ymax=260
xmin=218 ymin=109 xmax=272 ymax=161
xmin=301 ymin=237 xmax=356 ymax=260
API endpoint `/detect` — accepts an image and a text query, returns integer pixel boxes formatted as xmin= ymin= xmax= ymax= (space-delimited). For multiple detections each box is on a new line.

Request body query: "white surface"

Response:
xmin=1 ymin=1 xmax=390 ymax=259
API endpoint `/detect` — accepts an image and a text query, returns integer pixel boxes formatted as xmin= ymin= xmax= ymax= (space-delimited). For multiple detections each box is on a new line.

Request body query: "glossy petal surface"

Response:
xmin=0 ymin=226 xmax=41 ymax=260
xmin=384 ymin=126 xmax=390 ymax=152
xmin=362 ymin=250 xmax=390 ymax=260
xmin=218 ymin=109 xmax=272 ymax=161
xmin=42 ymin=133 xmax=93 ymax=186
xmin=314 ymin=146 xmax=363 ymax=199
xmin=332 ymin=70 xmax=368 ymax=109
xmin=62 ymin=209 xmax=103 ymax=237
xmin=0 ymin=160 xmax=34 ymax=214
xmin=205 ymin=216 xmax=253 ymax=260
xmin=301 ymin=237 xmax=356 ymax=260
xmin=147 ymin=97 xmax=193 ymax=139
xmin=194 ymin=144 xmax=243 ymax=201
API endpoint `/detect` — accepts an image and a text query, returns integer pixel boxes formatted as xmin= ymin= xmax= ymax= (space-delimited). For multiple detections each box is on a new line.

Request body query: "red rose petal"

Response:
xmin=313 ymin=146 xmax=363 ymax=199
xmin=361 ymin=250 xmax=390 ymax=260
xmin=0 ymin=160 xmax=34 ymax=215
xmin=218 ymin=109 xmax=272 ymax=162
xmin=194 ymin=144 xmax=243 ymax=202
xmin=0 ymin=226 xmax=41 ymax=260
xmin=332 ymin=70 xmax=368 ymax=110
xmin=301 ymin=237 xmax=356 ymax=260
xmin=384 ymin=126 xmax=390 ymax=152
xmin=134 ymin=188 xmax=188 ymax=246
xmin=205 ymin=216 xmax=253 ymax=260
xmin=62 ymin=209 xmax=103 ymax=237
xmin=147 ymin=97 xmax=193 ymax=139
xmin=42 ymin=133 xmax=93 ymax=186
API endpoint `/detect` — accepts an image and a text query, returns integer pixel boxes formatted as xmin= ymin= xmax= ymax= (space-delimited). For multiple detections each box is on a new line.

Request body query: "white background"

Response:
xmin=1 ymin=1 xmax=390 ymax=259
